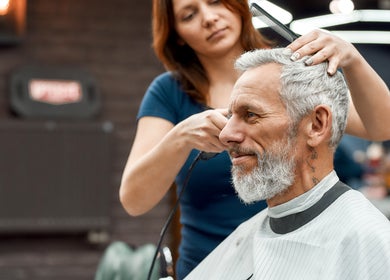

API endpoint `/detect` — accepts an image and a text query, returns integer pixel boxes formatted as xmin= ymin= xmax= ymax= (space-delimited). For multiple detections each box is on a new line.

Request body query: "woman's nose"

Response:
xmin=201 ymin=6 xmax=219 ymax=27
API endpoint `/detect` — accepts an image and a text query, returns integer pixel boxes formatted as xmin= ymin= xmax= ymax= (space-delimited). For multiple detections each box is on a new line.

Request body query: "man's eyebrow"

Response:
xmin=237 ymin=104 xmax=258 ymax=112
xmin=230 ymin=96 xmax=262 ymax=113
xmin=229 ymin=103 xmax=248 ymax=114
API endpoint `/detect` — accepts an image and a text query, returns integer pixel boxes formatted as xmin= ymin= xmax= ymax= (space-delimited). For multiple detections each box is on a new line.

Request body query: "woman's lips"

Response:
xmin=207 ymin=27 xmax=227 ymax=41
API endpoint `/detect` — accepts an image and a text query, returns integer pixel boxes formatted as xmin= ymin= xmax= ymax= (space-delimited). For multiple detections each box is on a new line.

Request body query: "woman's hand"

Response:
xmin=285 ymin=28 xmax=390 ymax=141
xmin=285 ymin=29 xmax=359 ymax=75
xmin=175 ymin=108 xmax=229 ymax=153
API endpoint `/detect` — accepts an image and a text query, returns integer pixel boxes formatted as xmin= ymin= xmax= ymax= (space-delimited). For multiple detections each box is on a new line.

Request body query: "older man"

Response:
xmin=185 ymin=48 xmax=390 ymax=280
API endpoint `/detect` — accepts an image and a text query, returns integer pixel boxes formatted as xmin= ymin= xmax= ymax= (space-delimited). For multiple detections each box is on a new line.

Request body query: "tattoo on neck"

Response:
xmin=312 ymin=177 xmax=320 ymax=185
xmin=306 ymin=147 xmax=317 ymax=173
xmin=310 ymin=148 xmax=318 ymax=160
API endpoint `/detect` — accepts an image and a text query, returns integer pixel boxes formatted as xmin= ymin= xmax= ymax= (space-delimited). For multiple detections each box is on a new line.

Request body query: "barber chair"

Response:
xmin=95 ymin=241 xmax=174 ymax=280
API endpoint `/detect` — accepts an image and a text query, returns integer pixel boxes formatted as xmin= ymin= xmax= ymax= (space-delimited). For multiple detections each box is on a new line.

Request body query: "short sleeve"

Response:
xmin=137 ymin=72 xmax=184 ymax=124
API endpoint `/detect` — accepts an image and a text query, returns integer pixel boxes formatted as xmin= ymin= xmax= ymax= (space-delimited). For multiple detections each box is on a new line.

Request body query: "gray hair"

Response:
xmin=235 ymin=48 xmax=349 ymax=149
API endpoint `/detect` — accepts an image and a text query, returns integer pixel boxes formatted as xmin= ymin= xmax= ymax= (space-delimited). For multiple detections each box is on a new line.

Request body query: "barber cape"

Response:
xmin=185 ymin=171 xmax=390 ymax=280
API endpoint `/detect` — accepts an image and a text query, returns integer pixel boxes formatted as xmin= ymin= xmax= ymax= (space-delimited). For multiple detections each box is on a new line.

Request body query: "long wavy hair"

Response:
xmin=152 ymin=0 xmax=271 ymax=105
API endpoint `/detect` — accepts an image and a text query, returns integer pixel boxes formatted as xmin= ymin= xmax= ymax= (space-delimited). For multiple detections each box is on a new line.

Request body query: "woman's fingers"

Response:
xmin=285 ymin=29 xmax=347 ymax=75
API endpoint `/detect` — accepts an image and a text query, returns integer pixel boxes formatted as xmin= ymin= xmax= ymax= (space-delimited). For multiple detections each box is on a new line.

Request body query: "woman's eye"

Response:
xmin=182 ymin=12 xmax=195 ymax=21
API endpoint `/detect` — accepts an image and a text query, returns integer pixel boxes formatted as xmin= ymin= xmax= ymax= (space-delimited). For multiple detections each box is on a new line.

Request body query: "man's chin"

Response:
xmin=236 ymin=188 xmax=268 ymax=204
xmin=232 ymin=163 xmax=257 ymax=177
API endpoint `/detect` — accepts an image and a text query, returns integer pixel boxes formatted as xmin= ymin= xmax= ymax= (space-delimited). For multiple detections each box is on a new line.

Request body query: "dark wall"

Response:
xmin=0 ymin=0 xmax=174 ymax=279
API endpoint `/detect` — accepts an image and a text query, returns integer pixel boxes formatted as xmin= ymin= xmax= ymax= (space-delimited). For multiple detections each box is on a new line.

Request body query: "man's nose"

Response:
xmin=219 ymin=117 xmax=244 ymax=146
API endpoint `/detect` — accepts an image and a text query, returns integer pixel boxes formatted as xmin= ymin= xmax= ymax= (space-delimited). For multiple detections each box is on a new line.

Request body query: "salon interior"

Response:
xmin=0 ymin=0 xmax=388 ymax=279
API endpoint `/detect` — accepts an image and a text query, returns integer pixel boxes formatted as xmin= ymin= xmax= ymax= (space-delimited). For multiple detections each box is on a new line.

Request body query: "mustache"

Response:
xmin=228 ymin=145 xmax=257 ymax=157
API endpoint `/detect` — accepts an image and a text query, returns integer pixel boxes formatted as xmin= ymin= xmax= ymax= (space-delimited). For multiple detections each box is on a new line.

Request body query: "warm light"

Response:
xmin=329 ymin=0 xmax=355 ymax=14
xmin=289 ymin=10 xmax=390 ymax=44
xmin=0 ymin=0 xmax=10 ymax=16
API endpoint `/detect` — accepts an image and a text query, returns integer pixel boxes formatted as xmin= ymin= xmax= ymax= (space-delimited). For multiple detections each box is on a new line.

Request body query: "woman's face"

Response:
xmin=172 ymin=0 xmax=243 ymax=58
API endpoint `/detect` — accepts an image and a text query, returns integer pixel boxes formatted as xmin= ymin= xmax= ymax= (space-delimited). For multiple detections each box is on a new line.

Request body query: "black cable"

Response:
xmin=146 ymin=151 xmax=212 ymax=280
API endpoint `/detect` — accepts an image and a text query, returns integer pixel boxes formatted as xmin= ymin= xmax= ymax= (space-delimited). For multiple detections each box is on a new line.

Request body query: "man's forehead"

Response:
xmin=234 ymin=63 xmax=281 ymax=89
xmin=229 ymin=93 xmax=259 ymax=113
xmin=230 ymin=64 xmax=282 ymax=107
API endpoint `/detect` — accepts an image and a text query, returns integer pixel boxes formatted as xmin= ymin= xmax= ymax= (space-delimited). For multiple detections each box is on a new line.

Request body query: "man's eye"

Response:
xmin=246 ymin=112 xmax=257 ymax=119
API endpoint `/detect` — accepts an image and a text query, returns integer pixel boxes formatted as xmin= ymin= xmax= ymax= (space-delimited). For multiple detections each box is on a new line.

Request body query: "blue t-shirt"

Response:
xmin=137 ymin=72 xmax=267 ymax=279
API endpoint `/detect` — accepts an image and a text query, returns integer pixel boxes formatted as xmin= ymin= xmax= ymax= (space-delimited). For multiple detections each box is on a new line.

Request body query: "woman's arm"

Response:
xmin=119 ymin=109 xmax=228 ymax=216
xmin=286 ymin=29 xmax=390 ymax=140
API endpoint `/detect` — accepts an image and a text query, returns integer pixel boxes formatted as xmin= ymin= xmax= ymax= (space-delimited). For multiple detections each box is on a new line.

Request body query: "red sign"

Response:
xmin=28 ymin=79 xmax=82 ymax=105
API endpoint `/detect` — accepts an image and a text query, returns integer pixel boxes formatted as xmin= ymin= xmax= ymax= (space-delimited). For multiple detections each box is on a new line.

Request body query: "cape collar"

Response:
xmin=269 ymin=181 xmax=351 ymax=234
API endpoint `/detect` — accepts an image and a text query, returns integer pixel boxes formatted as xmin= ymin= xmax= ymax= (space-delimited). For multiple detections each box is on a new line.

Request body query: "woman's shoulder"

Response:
xmin=146 ymin=72 xmax=185 ymax=98
xmin=140 ymin=71 xmax=201 ymax=122
xmin=151 ymin=71 xmax=180 ymax=88
xmin=145 ymin=71 xmax=185 ymax=102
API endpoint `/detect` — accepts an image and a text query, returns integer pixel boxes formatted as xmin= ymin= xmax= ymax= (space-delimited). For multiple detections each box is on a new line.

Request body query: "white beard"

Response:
xmin=231 ymin=139 xmax=296 ymax=204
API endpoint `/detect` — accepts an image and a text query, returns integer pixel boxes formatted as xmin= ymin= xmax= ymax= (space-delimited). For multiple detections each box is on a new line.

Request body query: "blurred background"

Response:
xmin=0 ymin=0 xmax=388 ymax=279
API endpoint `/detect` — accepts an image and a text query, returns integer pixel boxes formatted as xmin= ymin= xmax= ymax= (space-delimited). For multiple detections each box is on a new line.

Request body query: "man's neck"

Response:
xmin=267 ymin=166 xmax=334 ymax=207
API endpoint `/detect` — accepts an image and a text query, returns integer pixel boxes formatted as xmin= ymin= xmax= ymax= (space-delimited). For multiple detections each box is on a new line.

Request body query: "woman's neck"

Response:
xmin=205 ymin=62 xmax=239 ymax=108
xmin=199 ymin=49 xmax=243 ymax=108
xmin=200 ymin=46 xmax=243 ymax=80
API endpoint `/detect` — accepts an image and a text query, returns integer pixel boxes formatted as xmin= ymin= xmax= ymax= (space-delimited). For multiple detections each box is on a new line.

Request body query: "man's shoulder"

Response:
xmin=184 ymin=209 xmax=268 ymax=280
xmin=333 ymin=188 xmax=390 ymax=234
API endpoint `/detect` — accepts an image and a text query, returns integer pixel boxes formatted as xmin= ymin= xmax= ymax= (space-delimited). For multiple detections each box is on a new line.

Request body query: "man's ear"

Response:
xmin=306 ymin=105 xmax=332 ymax=147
